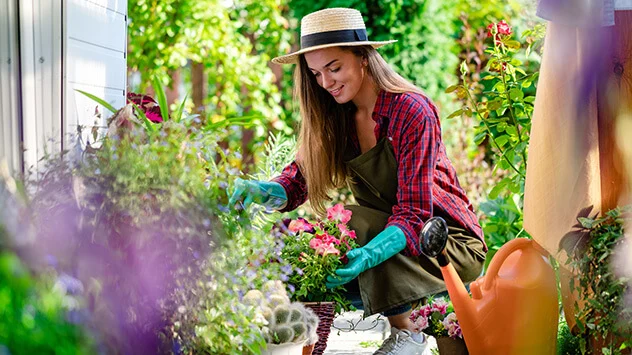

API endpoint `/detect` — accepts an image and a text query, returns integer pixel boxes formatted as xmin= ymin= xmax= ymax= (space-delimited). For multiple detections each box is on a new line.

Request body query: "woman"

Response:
xmin=229 ymin=8 xmax=486 ymax=355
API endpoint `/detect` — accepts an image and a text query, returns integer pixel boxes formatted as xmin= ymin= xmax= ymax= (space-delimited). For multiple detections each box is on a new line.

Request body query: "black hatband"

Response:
xmin=300 ymin=29 xmax=368 ymax=49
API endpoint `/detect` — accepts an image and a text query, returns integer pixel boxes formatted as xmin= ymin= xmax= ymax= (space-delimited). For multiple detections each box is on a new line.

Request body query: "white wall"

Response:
xmin=64 ymin=0 xmax=127 ymax=148
xmin=0 ymin=0 xmax=127 ymax=174
xmin=19 ymin=0 xmax=64 ymax=172
xmin=0 ymin=0 xmax=22 ymax=173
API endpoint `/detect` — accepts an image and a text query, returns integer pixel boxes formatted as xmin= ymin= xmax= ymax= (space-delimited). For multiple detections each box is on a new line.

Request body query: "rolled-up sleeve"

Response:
xmin=271 ymin=161 xmax=308 ymax=212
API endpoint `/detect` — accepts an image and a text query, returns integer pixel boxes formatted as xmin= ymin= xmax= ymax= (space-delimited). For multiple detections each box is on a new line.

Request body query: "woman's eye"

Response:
xmin=313 ymin=72 xmax=321 ymax=77
xmin=331 ymin=67 xmax=340 ymax=73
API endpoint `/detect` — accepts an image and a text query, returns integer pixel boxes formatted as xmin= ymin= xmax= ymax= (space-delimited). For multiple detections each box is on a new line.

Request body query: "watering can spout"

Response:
xmin=420 ymin=217 xmax=480 ymax=340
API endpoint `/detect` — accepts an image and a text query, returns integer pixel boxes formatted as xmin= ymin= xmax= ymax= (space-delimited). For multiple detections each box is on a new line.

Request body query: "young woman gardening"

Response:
xmin=229 ymin=8 xmax=487 ymax=355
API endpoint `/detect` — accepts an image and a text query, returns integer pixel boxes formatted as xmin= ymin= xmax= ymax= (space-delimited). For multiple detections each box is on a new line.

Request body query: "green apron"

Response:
xmin=344 ymin=137 xmax=486 ymax=316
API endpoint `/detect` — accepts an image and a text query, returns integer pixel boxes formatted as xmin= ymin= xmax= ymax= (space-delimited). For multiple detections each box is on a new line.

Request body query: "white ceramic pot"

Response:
xmin=261 ymin=341 xmax=306 ymax=355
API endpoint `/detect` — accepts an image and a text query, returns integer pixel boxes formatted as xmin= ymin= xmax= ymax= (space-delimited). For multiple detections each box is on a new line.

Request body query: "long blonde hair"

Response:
xmin=294 ymin=45 xmax=424 ymax=215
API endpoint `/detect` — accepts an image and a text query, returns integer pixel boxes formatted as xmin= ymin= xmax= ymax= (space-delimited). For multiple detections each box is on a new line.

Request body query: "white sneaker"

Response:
xmin=373 ymin=327 xmax=427 ymax=355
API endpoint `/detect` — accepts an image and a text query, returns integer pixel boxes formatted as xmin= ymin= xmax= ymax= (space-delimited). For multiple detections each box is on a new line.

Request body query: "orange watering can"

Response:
xmin=420 ymin=217 xmax=558 ymax=355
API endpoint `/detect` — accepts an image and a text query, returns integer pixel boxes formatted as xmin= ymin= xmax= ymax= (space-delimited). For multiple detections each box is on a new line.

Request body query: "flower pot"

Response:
xmin=302 ymin=301 xmax=335 ymax=355
xmin=302 ymin=343 xmax=315 ymax=355
xmin=261 ymin=341 xmax=306 ymax=355
xmin=436 ymin=336 xmax=469 ymax=355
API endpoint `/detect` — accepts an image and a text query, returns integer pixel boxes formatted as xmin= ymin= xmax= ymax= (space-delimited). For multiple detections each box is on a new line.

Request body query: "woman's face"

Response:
xmin=303 ymin=47 xmax=367 ymax=104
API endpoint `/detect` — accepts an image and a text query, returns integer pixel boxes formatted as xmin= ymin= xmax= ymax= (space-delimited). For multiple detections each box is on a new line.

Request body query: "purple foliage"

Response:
xmin=17 ymin=167 xmax=214 ymax=354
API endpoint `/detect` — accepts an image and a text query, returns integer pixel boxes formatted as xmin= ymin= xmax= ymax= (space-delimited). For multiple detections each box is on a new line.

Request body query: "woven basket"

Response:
xmin=302 ymin=302 xmax=335 ymax=355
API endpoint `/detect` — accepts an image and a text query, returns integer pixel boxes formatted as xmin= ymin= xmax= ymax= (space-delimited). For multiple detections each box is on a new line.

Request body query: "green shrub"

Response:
xmin=563 ymin=207 xmax=632 ymax=355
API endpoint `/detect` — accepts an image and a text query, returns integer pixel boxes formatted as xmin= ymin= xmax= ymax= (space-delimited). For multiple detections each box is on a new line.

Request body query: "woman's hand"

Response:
xmin=228 ymin=178 xmax=288 ymax=209
xmin=325 ymin=226 xmax=407 ymax=288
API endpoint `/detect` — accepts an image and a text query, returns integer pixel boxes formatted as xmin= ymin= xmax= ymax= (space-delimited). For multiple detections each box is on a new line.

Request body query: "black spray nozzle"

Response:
xmin=420 ymin=217 xmax=450 ymax=266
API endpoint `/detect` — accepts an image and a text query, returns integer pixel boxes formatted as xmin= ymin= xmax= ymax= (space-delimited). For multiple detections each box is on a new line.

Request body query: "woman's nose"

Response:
xmin=321 ymin=73 xmax=334 ymax=89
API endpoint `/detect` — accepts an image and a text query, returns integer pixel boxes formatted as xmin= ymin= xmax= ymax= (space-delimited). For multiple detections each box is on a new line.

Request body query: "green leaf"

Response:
xmin=493 ymin=82 xmax=506 ymax=93
xmin=515 ymin=67 xmax=527 ymax=76
xmin=151 ymin=76 xmax=170 ymax=121
xmin=509 ymin=88 xmax=524 ymax=101
xmin=174 ymin=92 xmax=189 ymax=123
xmin=506 ymin=40 xmax=521 ymax=49
xmin=131 ymin=102 xmax=157 ymax=133
xmin=474 ymin=131 xmax=487 ymax=145
xmin=489 ymin=182 xmax=505 ymax=200
xmin=488 ymin=99 xmax=502 ymax=111
xmin=482 ymin=75 xmax=496 ymax=81
xmin=495 ymin=135 xmax=509 ymax=147
xmin=75 ymin=89 xmax=118 ymax=113
xmin=505 ymin=125 xmax=518 ymax=136
xmin=446 ymin=109 xmax=464 ymax=119
xmin=577 ymin=217 xmax=594 ymax=229
xmin=445 ymin=85 xmax=460 ymax=93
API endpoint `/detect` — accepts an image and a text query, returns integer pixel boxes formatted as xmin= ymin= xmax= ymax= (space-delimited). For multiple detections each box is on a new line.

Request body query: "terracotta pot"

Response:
xmin=302 ymin=343 xmax=315 ymax=355
xmin=436 ymin=336 xmax=469 ymax=355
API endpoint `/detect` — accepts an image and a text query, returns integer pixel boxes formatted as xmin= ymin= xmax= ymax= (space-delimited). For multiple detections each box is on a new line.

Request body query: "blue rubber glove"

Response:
xmin=325 ymin=225 xmax=407 ymax=288
xmin=228 ymin=178 xmax=288 ymax=209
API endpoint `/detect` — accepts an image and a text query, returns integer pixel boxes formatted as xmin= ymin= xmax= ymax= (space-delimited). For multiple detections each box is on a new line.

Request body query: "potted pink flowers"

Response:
xmin=276 ymin=204 xmax=359 ymax=355
xmin=278 ymin=203 xmax=359 ymax=309
xmin=410 ymin=297 xmax=468 ymax=354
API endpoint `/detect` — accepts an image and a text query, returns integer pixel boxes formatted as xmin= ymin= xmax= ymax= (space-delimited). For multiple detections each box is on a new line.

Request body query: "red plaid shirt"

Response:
xmin=273 ymin=90 xmax=485 ymax=256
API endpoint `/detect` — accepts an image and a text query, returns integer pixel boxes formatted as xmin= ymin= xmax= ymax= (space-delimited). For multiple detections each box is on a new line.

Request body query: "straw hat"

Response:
xmin=272 ymin=8 xmax=397 ymax=65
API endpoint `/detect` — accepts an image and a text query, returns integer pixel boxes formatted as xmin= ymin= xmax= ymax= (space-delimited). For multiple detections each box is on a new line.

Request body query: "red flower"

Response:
xmin=340 ymin=254 xmax=349 ymax=265
xmin=497 ymin=20 xmax=512 ymax=35
xmin=486 ymin=23 xmax=495 ymax=38
xmin=126 ymin=92 xmax=164 ymax=123
xmin=486 ymin=20 xmax=513 ymax=45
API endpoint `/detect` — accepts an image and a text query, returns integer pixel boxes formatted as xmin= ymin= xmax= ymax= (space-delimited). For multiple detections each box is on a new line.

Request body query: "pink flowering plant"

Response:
xmin=276 ymin=204 xmax=359 ymax=312
xmin=409 ymin=297 xmax=463 ymax=339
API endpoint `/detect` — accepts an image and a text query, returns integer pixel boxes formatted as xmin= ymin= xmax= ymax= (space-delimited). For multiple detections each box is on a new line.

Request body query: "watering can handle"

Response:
xmin=483 ymin=238 xmax=536 ymax=291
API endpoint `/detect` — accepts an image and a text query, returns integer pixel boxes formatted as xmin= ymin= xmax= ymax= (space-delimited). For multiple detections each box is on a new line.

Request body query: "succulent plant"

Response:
xmin=263 ymin=299 xmax=319 ymax=345
xmin=245 ymin=280 xmax=320 ymax=345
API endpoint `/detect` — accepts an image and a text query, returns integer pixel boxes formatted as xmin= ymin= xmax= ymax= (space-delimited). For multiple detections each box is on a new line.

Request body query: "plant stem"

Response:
xmin=464 ymin=82 xmax=525 ymax=178
xmin=499 ymin=63 xmax=529 ymax=170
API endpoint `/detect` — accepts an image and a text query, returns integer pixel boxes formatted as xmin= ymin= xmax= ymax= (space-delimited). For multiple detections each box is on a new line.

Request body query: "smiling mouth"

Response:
xmin=329 ymin=86 xmax=344 ymax=96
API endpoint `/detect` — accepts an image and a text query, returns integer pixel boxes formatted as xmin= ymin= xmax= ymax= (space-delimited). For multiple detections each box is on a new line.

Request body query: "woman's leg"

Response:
xmin=386 ymin=311 xmax=415 ymax=332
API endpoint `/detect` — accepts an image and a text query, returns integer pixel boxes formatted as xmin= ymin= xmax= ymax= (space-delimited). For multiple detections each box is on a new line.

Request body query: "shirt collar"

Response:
xmin=372 ymin=89 xmax=391 ymax=121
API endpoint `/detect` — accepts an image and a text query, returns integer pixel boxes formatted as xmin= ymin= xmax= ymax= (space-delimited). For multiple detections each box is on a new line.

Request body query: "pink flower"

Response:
xmin=420 ymin=304 xmax=432 ymax=317
xmin=327 ymin=204 xmax=352 ymax=224
xmin=309 ymin=238 xmax=323 ymax=249
xmin=414 ymin=315 xmax=429 ymax=331
xmin=409 ymin=309 xmax=429 ymax=332
xmin=442 ymin=313 xmax=462 ymax=338
xmin=309 ymin=236 xmax=340 ymax=256
xmin=431 ymin=298 xmax=449 ymax=315
xmin=288 ymin=218 xmax=314 ymax=233
xmin=320 ymin=243 xmax=340 ymax=256
xmin=320 ymin=233 xmax=341 ymax=245
xmin=337 ymin=224 xmax=357 ymax=239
